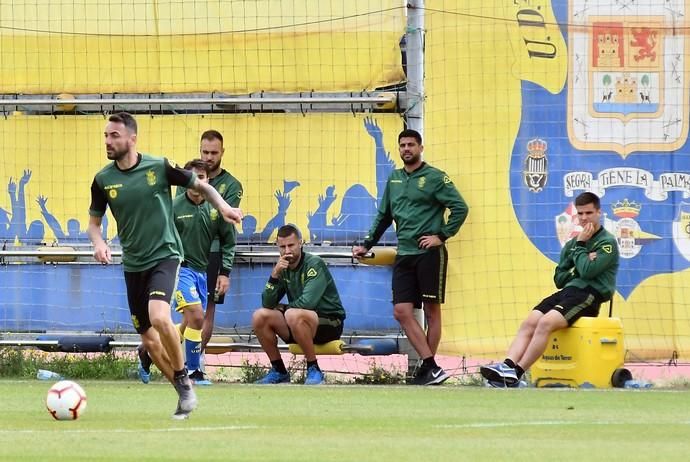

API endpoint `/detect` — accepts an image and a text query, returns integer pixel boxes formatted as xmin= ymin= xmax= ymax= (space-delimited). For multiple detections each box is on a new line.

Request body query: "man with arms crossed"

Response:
xmin=253 ymin=224 xmax=346 ymax=385
xmin=88 ymin=113 xmax=242 ymax=419
xmin=480 ymin=192 xmax=619 ymax=387
xmin=353 ymin=129 xmax=469 ymax=386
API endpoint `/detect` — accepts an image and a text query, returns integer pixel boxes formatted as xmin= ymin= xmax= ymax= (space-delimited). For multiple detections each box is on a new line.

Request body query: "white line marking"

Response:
xmin=0 ymin=425 xmax=259 ymax=434
xmin=434 ymin=420 xmax=689 ymax=429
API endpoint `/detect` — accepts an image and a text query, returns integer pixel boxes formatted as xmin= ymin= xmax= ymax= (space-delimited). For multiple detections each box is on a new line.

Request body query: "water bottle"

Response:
xmin=623 ymin=379 xmax=653 ymax=389
xmin=36 ymin=369 xmax=63 ymax=381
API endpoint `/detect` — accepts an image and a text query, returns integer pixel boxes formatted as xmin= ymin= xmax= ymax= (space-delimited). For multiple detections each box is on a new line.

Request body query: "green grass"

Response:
xmin=0 ymin=381 xmax=688 ymax=461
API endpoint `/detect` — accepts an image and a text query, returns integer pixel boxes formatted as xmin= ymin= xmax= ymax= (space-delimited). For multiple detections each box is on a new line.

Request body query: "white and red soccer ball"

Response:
xmin=46 ymin=380 xmax=87 ymax=420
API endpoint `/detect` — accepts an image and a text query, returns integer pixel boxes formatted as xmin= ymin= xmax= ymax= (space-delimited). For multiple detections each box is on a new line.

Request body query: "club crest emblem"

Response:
xmin=146 ymin=170 xmax=157 ymax=186
xmin=568 ymin=1 xmax=688 ymax=156
xmin=523 ymin=138 xmax=548 ymax=192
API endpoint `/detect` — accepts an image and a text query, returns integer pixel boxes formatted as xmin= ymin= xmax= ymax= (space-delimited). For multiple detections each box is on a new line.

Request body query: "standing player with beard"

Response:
xmin=353 ymin=129 xmax=469 ymax=386
xmin=192 ymin=131 xmax=242 ymax=382
xmin=88 ymin=113 xmax=242 ymax=419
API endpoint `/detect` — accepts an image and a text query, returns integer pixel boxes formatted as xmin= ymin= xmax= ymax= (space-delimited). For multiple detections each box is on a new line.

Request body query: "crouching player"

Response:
xmin=138 ymin=158 xmax=236 ymax=385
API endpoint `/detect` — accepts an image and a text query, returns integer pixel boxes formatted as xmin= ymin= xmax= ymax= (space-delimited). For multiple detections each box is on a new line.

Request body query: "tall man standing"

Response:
xmin=196 ymin=130 xmax=243 ymax=356
xmin=88 ymin=113 xmax=242 ymax=419
xmin=353 ymin=129 xmax=469 ymax=385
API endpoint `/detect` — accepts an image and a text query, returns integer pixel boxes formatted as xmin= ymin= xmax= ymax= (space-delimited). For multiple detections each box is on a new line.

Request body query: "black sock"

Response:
xmin=515 ymin=365 xmax=525 ymax=379
xmin=173 ymin=368 xmax=187 ymax=380
xmin=271 ymin=359 xmax=288 ymax=375
xmin=504 ymin=358 xmax=516 ymax=369
xmin=307 ymin=360 xmax=320 ymax=371
xmin=421 ymin=356 xmax=438 ymax=371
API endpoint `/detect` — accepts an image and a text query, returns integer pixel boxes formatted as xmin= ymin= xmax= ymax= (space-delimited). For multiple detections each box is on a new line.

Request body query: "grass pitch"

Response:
xmin=0 ymin=380 xmax=687 ymax=461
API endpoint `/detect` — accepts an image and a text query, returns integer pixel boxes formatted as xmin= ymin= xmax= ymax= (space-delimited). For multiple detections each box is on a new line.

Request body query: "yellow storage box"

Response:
xmin=531 ymin=317 xmax=625 ymax=388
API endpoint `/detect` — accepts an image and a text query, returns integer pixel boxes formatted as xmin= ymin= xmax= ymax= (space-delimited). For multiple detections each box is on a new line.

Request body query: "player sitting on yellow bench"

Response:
xmin=252 ymin=224 xmax=346 ymax=385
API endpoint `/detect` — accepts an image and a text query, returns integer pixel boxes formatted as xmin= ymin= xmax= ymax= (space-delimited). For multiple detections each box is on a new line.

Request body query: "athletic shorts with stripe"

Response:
xmin=123 ymin=259 xmax=180 ymax=334
xmin=392 ymin=245 xmax=448 ymax=307
xmin=533 ymin=285 xmax=605 ymax=326
xmin=275 ymin=305 xmax=344 ymax=344
xmin=172 ymin=266 xmax=208 ymax=313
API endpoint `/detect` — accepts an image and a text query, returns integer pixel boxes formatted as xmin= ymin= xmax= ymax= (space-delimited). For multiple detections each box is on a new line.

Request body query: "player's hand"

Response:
xmin=219 ymin=204 xmax=243 ymax=224
xmin=352 ymin=245 xmax=368 ymax=258
xmin=418 ymin=235 xmax=443 ymax=249
xmin=93 ymin=242 xmax=112 ymax=264
xmin=577 ymin=223 xmax=595 ymax=243
xmin=216 ymin=275 xmax=230 ymax=296
xmin=588 ymin=251 xmax=597 ymax=261
xmin=271 ymin=254 xmax=291 ymax=278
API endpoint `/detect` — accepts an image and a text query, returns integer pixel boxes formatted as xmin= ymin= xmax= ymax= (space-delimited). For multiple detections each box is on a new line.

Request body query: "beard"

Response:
xmin=401 ymin=152 xmax=420 ymax=165
xmin=106 ymin=147 xmax=128 ymax=161
xmin=206 ymin=159 xmax=221 ymax=173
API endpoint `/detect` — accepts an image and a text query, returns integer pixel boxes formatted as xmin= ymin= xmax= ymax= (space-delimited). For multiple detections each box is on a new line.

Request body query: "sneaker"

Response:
xmin=255 ymin=368 xmax=291 ymax=384
xmin=480 ymin=363 xmax=519 ymax=385
xmin=411 ymin=366 xmax=450 ymax=385
xmin=189 ymin=369 xmax=212 ymax=386
xmin=171 ymin=402 xmax=191 ymax=420
xmin=304 ymin=366 xmax=325 ymax=385
xmin=173 ymin=373 xmax=198 ymax=413
xmin=485 ymin=379 xmax=528 ymax=389
xmin=137 ymin=344 xmax=152 ymax=384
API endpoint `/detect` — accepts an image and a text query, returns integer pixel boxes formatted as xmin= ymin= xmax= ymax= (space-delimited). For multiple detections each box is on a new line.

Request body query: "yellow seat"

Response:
xmin=531 ymin=317 xmax=625 ymax=388
xmin=288 ymin=340 xmax=344 ymax=355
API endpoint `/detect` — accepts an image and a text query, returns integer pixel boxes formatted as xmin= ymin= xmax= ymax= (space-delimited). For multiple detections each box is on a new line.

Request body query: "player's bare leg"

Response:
xmin=140 ymin=327 xmax=174 ymax=382
xmin=423 ymin=302 xmax=442 ymax=355
xmin=149 ymin=299 xmax=197 ymax=417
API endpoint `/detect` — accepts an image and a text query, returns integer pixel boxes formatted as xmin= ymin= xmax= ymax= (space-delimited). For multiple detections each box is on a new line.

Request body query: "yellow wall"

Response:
xmin=0 ymin=0 xmax=405 ymax=93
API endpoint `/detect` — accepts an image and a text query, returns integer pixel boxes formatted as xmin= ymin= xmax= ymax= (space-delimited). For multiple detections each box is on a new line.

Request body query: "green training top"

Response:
xmin=173 ymin=192 xmax=237 ymax=275
xmin=261 ymin=252 xmax=346 ymax=320
xmin=89 ymin=154 xmax=195 ymax=272
xmin=553 ymin=226 xmax=619 ymax=300
xmin=363 ymin=162 xmax=469 ymax=255
xmin=177 ymin=168 xmax=243 ymax=252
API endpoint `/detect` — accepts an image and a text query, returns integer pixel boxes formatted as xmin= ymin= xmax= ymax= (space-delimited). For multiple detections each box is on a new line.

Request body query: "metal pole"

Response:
xmin=405 ymin=0 xmax=426 ymax=375
xmin=0 ymin=95 xmax=394 ymax=107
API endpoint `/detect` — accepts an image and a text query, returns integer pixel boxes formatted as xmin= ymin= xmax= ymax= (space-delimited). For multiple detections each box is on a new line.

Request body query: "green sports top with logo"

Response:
xmin=363 ymin=162 xmax=469 ymax=255
xmin=178 ymin=168 xmax=242 ymax=252
xmin=89 ymin=154 xmax=195 ymax=272
xmin=173 ymin=193 xmax=236 ymax=275
xmin=553 ymin=226 xmax=619 ymax=300
xmin=261 ymin=252 xmax=346 ymax=320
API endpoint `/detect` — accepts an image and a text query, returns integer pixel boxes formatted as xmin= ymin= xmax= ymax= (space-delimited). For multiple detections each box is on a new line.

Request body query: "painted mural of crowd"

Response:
xmin=0 ymin=169 xmax=111 ymax=245
xmin=0 ymin=117 xmax=396 ymax=247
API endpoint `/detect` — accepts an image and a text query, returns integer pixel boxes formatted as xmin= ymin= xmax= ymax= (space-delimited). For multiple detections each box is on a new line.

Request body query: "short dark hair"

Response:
xmin=183 ymin=158 xmax=211 ymax=175
xmin=277 ymin=224 xmax=302 ymax=240
xmin=108 ymin=112 xmax=137 ymax=134
xmin=574 ymin=192 xmax=601 ymax=209
xmin=398 ymin=129 xmax=422 ymax=144
xmin=200 ymin=130 xmax=223 ymax=145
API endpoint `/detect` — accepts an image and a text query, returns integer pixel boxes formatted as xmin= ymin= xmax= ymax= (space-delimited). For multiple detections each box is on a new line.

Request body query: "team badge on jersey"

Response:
xmin=306 ymin=268 xmax=317 ymax=278
xmin=108 ymin=189 xmax=117 ymax=199
xmin=146 ymin=169 xmax=157 ymax=186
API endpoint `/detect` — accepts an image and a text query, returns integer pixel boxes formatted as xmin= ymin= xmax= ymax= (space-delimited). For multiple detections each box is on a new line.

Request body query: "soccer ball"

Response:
xmin=46 ymin=380 xmax=87 ymax=421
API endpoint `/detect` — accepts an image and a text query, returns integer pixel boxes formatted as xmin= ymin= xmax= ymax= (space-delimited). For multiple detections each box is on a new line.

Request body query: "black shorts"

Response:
xmin=392 ymin=246 xmax=448 ymax=307
xmin=206 ymin=251 xmax=224 ymax=305
xmin=123 ymin=259 xmax=180 ymax=334
xmin=277 ymin=306 xmax=344 ymax=344
xmin=533 ymin=286 xmax=604 ymax=326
